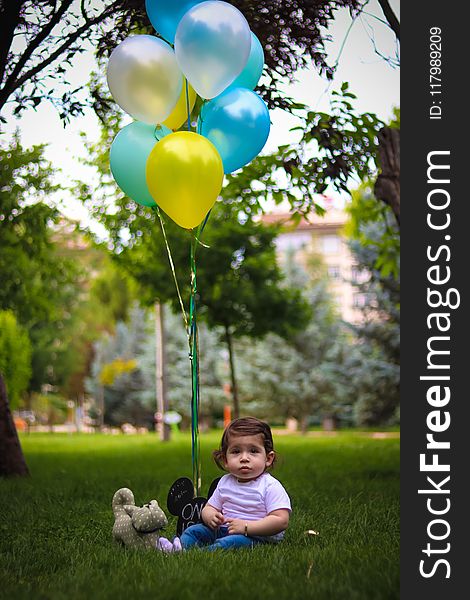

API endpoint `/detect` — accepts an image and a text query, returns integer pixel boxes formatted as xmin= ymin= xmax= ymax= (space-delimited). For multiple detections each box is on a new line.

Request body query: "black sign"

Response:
xmin=167 ymin=476 xmax=221 ymax=537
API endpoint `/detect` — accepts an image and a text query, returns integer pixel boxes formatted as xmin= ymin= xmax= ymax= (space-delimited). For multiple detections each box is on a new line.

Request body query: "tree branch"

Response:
xmin=0 ymin=1 xmax=22 ymax=86
xmin=0 ymin=1 xmax=121 ymax=112
xmin=376 ymin=0 xmax=400 ymax=41
xmin=4 ymin=0 xmax=74 ymax=92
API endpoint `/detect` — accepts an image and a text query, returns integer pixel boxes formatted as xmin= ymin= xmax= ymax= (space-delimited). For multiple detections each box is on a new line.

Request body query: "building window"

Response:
xmin=353 ymin=292 xmax=375 ymax=308
xmin=353 ymin=293 xmax=367 ymax=308
xmin=351 ymin=265 xmax=368 ymax=284
xmin=327 ymin=265 xmax=341 ymax=279
xmin=321 ymin=234 xmax=340 ymax=254
xmin=275 ymin=232 xmax=311 ymax=253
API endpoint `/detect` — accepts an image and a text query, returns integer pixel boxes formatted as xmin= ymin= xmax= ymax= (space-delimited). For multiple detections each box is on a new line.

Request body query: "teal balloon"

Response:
xmin=110 ymin=121 xmax=171 ymax=207
xmin=198 ymin=88 xmax=270 ymax=174
xmin=145 ymin=0 xmax=203 ymax=44
xmin=226 ymin=32 xmax=264 ymax=92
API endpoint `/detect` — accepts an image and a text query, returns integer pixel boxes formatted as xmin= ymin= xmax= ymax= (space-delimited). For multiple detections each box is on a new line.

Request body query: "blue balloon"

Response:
xmin=226 ymin=32 xmax=264 ymax=92
xmin=198 ymin=88 xmax=270 ymax=174
xmin=110 ymin=121 xmax=171 ymax=207
xmin=145 ymin=0 xmax=203 ymax=44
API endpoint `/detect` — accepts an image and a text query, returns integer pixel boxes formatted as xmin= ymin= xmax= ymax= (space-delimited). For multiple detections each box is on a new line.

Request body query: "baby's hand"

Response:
xmin=225 ymin=518 xmax=245 ymax=536
xmin=207 ymin=511 xmax=225 ymax=530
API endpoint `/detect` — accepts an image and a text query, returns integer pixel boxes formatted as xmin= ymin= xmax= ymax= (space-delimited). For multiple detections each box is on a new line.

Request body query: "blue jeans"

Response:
xmin=180 ymin=523 xmax=265 ymax=551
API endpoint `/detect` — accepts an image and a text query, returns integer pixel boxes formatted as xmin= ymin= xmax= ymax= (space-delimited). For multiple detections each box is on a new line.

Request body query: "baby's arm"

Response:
xmin=225 ymin=509 xmax=290 ymax=537
xmin=201 ymin=503 xmax=225 ymax=529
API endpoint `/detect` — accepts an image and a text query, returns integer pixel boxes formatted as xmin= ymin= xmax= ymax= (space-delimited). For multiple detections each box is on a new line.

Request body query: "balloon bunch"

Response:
xmin=106 ymin=1 xmax=270 ymax=495
xmin=107 ymin=0 xmax=270 ymax=231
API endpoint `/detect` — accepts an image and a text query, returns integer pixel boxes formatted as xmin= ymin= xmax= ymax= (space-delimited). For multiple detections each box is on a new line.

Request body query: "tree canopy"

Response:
xmin=0 ymin=135 xmax=99 ymax=396
xmin=0 ymin=0 xmax=402 ymax=121
xmin=0 ymin=134 xmax=64 ymax=326
xmin=346 ymin=209 xmax=400 ymax=425
xmin=0 ymin=311 xmax=31 ymax=408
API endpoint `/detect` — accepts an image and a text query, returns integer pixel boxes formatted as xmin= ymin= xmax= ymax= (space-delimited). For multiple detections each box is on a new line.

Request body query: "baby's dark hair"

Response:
xmin=213 ymin=417 xmax=276 ymax=471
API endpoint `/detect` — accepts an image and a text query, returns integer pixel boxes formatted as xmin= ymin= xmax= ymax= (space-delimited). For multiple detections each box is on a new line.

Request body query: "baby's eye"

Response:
xmin=230 ymin=449 xmax=240 ymax=454
xmin=250 ymin=448 xmax=260 ymax=453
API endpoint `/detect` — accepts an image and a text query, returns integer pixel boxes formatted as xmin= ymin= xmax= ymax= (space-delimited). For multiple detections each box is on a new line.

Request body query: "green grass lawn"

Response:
xmin=0 ymin=432 xmax=399 ymax=600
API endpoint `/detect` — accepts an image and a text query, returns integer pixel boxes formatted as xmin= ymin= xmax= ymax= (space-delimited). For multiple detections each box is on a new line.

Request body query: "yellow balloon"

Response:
xmin=162 ymin=79 xmax=197 ymax=130
xmin=146 ymin=132 xmax=224 ymax=229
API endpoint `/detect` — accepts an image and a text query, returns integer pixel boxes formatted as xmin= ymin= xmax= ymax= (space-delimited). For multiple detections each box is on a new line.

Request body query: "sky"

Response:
xmin=265 ymin=2 xmax=400 ymax=153
xmin=2 ymin=0 xmax=400 ymax=230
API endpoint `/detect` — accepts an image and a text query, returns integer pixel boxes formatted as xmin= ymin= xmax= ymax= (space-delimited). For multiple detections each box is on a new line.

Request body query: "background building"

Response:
xmin=262 ymin=203 xmax=367 ymax=323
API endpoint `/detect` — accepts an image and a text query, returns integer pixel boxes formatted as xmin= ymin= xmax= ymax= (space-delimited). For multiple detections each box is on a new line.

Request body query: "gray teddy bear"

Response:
xmin=112 ymin=487 xmax=168 ymax=550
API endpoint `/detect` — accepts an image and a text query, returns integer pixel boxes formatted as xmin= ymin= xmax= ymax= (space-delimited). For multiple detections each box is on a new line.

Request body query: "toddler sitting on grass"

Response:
xmin=157 ymin=416 xmax=291 ymax=552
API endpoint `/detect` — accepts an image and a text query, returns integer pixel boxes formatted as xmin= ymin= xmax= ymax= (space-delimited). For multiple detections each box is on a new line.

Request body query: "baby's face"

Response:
xmin=223 ymin=434 xmax=274 ymax=481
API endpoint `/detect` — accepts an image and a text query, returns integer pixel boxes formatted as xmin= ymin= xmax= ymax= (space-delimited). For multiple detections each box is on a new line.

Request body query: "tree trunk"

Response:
xmin=224 ymin=326 xmax=239 ymax=420
xmin=0 ymin=374 xmax=29 ymax=477
xmin=374 ymin=126 xmax=400 ymax=226
xmin=155 ymin=301 xmax=170 ymax=441
xmin=97 ymin=383 xmax=105 ymax=430
xmin=322 ymin=415 xmax=338 ymax=431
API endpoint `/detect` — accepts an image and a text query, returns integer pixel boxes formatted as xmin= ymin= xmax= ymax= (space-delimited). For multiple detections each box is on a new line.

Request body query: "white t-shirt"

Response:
xmin=207 ymin=472 xmax=292 ymax=523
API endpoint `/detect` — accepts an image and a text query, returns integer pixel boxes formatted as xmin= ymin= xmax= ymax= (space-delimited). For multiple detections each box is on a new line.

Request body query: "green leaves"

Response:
xmin=220 ymin=82 xmax=385 ymax=220
xmin=345 ymin=181 xmax=400 ymax=280
xmin=0 ymin=134 xmax=87 ymax=395
xmin=0 ymin=311 xmax=32 ymax=408
xmin=299 ymin=85 xmax=384 ymax=194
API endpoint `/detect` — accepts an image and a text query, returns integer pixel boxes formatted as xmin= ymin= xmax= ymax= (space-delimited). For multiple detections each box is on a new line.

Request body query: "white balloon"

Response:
xmin=107 ymin=35 xmax=182 ymax=124
xmin=175 ymin=1 xmax=251 ymax=99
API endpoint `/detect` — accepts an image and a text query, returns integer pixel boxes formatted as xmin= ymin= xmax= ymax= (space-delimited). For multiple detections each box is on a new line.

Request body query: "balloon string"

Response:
xmin=188 ymin=215 xmax=210 ymax=496
xmin=185 ymin=79 xmax=191 ymax=132
xmin=153 ymin=205 xmax=202 ymax=494
xmin=193 ymin=210 xmax=212 ymax=251
xmin=152 ymin=206 xmax=190 ymax=336
xmin=189 ymin=227 xmax=201 ymax=496
xmin=197 ymin=100 xmax=207 ymax=135
xmin=153 ymin=203 xmax=211 ymax=496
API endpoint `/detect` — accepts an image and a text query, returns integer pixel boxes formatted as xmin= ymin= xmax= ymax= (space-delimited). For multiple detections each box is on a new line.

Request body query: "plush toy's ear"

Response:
xmin=112 ymin=488 xmax=135 ymax=509
xmin=167 ymin=477 xmax=195 ymax=516
xmin=124 ymin=504 xmax=137 ymax=517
